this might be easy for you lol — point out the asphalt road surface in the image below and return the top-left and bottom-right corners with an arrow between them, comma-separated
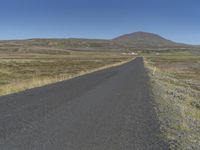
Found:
0,57 -> 168,150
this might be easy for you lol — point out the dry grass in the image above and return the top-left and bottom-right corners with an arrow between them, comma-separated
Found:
144,51 -> 200,149
0,51 -> 133,96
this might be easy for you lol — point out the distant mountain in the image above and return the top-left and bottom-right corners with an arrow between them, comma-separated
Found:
113,32 -> 189,49
0,32 -> 194,52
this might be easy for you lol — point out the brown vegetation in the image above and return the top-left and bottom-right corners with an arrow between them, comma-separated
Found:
144,51 -> 200,149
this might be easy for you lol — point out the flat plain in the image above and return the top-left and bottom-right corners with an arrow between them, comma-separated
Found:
0,47 -> 132,95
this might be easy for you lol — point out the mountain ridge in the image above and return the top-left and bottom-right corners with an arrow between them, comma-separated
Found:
0,31 -> 196,51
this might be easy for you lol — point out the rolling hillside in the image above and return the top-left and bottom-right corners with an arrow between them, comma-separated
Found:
113,32 -> 188,49
0,32 -> 195,52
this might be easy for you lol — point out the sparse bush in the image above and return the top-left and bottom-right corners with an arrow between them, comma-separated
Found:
191,101 -> 200,110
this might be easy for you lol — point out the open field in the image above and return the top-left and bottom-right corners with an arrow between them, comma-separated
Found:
0,50 -> 133,96
143,50 -> 200,149
1,37 -> 199,149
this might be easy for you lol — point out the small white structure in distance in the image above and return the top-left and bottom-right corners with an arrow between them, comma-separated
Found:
122,52 -> 137,55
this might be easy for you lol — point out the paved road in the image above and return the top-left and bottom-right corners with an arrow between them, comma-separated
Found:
0,57 -> 168,150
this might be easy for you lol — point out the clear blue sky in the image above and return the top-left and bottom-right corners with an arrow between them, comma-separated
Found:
0,0 -> 199,44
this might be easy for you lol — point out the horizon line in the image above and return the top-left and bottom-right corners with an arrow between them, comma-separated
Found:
0,32 -> 199,45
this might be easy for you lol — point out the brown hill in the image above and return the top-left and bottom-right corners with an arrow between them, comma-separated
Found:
0,32 -> 193,52
113,32 -> 188,49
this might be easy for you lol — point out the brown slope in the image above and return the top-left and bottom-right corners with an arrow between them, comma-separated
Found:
113,31 -> 187,48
